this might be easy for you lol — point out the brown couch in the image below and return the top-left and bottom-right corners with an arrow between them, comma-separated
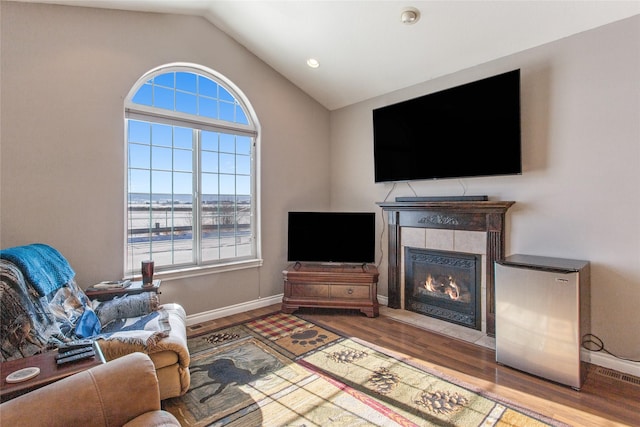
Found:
0,352 -> 180,426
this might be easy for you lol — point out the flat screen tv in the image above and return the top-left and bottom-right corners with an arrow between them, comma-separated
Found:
287,212 -> 375,264
373,69 -> 521,183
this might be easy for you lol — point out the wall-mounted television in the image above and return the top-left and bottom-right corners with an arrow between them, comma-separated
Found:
373,69 -> 521,183
287,212 -> 375,264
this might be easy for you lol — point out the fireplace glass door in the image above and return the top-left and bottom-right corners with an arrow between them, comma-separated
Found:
405,248 -> 482,330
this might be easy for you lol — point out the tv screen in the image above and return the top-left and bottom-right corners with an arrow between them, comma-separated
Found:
287,212 -> 375,264
373,69 -> 521,183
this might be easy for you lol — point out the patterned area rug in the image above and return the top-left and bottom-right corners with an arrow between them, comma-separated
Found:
164,312 -> 567,426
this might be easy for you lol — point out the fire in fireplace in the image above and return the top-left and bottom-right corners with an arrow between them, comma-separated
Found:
404,248 -> 482,330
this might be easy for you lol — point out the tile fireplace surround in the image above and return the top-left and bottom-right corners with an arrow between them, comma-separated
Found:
378,200 -> 515,346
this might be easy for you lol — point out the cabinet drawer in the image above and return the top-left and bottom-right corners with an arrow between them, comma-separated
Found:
290,283 -> 329,298
330,285 -> 370,299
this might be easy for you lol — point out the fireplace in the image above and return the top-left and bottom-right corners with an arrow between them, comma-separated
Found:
405,247 -> 482,330
378,199 -> 515,336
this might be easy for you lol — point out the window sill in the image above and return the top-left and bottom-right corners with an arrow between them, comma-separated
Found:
149,259 -> 264,282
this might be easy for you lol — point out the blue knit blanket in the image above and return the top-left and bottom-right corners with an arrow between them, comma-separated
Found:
0,243 -> 75,296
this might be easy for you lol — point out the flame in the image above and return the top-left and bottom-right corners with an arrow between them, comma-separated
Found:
424,274 -> 461,301
424,274 -> 436,292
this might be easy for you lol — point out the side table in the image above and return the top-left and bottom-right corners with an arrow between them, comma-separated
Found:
85,279 -> 161,301
0,340 -> 105,402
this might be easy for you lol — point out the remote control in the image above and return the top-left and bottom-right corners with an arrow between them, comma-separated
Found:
58,339 -> 94,353
55,346 -> 94,359
56,350 -> 95,365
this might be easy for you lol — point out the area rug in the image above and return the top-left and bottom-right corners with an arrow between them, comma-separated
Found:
164,312 -> 567,426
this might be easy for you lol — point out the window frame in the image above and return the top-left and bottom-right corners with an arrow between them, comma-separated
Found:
124,63 -> 262,278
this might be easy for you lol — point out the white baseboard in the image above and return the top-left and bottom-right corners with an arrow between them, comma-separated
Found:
188,294 -> 638,378
378,294 -> 638,377
582,348 -> 640,377
187,294 -> 388,326
186,294 -> 283,326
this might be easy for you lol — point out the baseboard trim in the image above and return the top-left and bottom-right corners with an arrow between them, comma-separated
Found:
582,349 -> 640,377
377,294 -> 638,377
187,294 -> 388,327
187,294 -> 638,378
186,294 -> 283,326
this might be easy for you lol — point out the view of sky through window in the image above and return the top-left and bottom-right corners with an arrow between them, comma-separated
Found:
132,72 -> 248,124
125,68 -> 256,272
128,71 -> 251,198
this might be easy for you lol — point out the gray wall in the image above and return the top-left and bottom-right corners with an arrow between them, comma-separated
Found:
0,2 -> 331,314
329,16 -> 640,357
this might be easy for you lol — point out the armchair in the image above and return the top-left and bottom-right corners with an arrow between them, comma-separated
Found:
0,352 -> 181,426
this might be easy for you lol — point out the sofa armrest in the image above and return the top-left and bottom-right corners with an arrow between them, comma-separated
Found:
0,352 -> 177,427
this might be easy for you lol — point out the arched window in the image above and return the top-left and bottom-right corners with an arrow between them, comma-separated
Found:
124,63 -> 260,276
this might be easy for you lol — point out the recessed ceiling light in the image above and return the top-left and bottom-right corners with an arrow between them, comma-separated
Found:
306,58 -> 320,68
401,7 -> 420,25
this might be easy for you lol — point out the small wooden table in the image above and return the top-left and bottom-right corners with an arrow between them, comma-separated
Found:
0,341 -> 105,402
84,279 -> 161,301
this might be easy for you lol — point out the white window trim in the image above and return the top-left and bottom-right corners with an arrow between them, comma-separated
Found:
152,258 -> 264,282
124,62 -> 262,278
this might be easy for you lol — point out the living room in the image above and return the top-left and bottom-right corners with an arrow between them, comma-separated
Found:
1,1 -> 638,421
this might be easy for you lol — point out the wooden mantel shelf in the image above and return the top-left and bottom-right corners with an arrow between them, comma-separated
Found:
377,200 -> 515,212
377,199 -> 515,336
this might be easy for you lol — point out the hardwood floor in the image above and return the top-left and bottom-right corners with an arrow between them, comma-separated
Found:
188,304 -> 640,426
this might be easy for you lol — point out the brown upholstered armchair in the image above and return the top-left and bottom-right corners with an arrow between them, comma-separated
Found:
0,352 -> 180,426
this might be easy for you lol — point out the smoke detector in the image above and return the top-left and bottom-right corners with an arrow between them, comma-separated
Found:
401,7 -> 420,25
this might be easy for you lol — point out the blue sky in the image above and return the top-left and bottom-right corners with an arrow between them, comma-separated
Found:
127,71 -> 251,197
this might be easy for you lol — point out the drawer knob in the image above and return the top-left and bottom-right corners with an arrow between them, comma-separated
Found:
347,288 -> 354,294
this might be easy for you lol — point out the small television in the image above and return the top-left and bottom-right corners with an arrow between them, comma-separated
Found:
287,212 -> 375,264
373,69 -> 521,183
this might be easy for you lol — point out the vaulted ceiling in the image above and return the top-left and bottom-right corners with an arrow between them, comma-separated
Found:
16,1 -> 640,110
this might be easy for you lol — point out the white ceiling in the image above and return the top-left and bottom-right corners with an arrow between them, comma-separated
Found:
17,1 -> 640,110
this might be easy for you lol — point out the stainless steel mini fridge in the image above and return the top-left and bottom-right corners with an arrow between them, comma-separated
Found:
495,255 -> 590,389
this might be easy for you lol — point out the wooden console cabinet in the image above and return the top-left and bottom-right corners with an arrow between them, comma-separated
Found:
282,263 -> 379,317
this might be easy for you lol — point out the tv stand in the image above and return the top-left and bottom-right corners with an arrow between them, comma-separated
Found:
282,263 -> 379,317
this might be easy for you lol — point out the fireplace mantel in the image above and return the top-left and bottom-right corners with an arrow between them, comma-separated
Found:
377,200 -> 515,336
